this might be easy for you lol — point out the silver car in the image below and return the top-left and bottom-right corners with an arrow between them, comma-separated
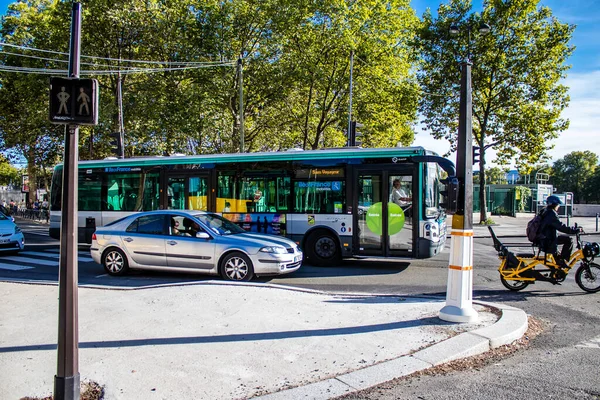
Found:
0,212 -> 24,254
90,210 -> 303,281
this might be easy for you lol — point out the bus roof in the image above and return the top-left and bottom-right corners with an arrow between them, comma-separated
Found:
57,147 -> 438,169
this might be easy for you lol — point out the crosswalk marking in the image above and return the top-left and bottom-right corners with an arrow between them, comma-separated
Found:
576,336 -> 600,349
20,251 -> 95,263
0,263 -> 34,271
0,251 -> 96,272
21,251 -> 60,258
1,255 -> 58,266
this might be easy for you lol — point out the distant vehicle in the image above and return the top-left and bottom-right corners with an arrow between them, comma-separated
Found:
0,212 -> 24,254
90,210 -> 303,281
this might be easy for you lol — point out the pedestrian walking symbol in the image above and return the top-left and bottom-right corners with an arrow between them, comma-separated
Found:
49,77 -> 99,125
77,87 -> 90,115
57,87 -> 70,114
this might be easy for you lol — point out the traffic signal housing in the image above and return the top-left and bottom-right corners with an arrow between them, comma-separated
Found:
440,176 -> 459,214
110,132 -> 124,158
472,146 -> 480,164
349,121 -> 364,147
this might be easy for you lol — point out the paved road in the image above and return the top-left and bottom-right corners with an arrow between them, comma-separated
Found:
5,216 -> 600,399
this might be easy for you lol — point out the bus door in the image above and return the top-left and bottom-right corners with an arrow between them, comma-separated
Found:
354,167 -> 415,257
162,173 -> 211,211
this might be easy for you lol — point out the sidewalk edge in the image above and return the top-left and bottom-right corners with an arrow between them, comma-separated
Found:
254,301 -> 528,400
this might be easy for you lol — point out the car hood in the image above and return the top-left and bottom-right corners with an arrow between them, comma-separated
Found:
0,220 -> 16,234
233,232 -> 299,249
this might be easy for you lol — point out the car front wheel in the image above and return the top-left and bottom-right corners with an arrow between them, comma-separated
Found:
220,252 -> 254,281
102,248 -> 129,276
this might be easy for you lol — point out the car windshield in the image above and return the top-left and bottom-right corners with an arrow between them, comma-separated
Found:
193,213 -> 246,235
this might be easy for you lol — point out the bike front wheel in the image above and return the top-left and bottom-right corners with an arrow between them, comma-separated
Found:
575,262 -> 600,293
500,276 -> 529,291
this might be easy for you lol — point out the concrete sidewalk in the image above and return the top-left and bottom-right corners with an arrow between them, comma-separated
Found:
0,281 -> 527,400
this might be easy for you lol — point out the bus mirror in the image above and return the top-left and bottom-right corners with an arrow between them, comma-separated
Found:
440,176 -> 459,214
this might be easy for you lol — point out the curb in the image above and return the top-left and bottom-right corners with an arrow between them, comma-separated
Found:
255,301 -> 528,400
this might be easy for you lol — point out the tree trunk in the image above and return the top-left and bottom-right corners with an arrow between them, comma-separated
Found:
26,149 -> 37,204
478,154 -> 487,223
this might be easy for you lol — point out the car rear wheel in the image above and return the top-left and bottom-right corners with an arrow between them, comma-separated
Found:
102,248 -> 129,276
220,252 -> 254,281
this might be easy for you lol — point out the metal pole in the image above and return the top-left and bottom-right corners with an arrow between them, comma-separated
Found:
54,3 -> 81,399
596,213 -> 598,232
440,58 -> 478,323
117,71 -> 125,159
238,58 -> 244,153
347,50 -> 354,147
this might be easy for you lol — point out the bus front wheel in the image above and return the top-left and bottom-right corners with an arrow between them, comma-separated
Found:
306,232 -> 340,267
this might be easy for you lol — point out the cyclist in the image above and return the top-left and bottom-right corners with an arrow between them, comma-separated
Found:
538,195 -> 581,267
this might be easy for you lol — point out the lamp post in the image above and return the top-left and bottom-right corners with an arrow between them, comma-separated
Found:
439,21 -> 490,323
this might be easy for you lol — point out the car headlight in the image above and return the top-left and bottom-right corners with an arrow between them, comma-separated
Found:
14,226 -> 21,234
259,246 -> 287,254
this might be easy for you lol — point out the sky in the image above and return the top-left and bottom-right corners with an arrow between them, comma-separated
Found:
411,0 -> 600,167
1,1 -> 598,167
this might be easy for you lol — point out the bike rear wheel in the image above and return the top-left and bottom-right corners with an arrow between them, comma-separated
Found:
575,262 -> 600,293
500,276 -> 529,291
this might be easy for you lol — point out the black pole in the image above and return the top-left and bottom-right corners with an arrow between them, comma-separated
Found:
54,3 -> 81,400
455,60 -> 473,229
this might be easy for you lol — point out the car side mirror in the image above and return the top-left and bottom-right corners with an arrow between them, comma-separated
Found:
196,232 -> 210,239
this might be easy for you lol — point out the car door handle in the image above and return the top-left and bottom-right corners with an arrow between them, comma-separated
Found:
167,240 -> 178,246
124,237 -> 133,242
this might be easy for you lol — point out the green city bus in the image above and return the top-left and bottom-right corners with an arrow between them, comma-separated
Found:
50,147 -> 454,265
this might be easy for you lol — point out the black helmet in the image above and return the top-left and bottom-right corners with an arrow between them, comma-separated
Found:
583,242 -> 600,259
546,195 -> 563,205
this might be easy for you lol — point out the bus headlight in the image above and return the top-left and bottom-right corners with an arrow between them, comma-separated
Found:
426,207 -> 439,218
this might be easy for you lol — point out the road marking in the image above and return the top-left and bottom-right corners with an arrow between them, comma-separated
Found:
20,251 -> 94,263
21,251 -> 60,258
576,336 -> 600,349
0,263 -> 34,271
0,256 -> 58,266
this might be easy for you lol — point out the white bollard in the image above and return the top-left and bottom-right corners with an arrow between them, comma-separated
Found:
439,224 -> 478,323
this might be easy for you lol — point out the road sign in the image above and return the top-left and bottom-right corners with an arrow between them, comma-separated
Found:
49,77 -> 99,125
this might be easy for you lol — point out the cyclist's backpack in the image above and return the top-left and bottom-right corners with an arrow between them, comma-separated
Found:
526,211 -> 545,243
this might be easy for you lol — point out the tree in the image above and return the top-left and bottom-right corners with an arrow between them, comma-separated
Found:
475,166 -> 507,184
277,0 -> 419,150
0,0 -> 69,198
584,166 -> 600,204
551,151 -> 598,203
0,156 -> 20,186
417,0 -> 574,221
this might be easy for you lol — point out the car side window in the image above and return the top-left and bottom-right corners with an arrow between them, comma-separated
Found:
128,215 -> 165,235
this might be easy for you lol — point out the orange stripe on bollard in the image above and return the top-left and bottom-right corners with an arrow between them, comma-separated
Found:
449,265 -> 473,271
451,231 -> 474,237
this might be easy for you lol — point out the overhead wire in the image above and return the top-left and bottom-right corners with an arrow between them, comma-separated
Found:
0,41 -> 234,67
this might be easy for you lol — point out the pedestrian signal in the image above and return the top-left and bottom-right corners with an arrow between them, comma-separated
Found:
49,77 -> 99,125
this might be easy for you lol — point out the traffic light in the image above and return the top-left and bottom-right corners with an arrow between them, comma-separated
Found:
472,146 -> 480,164
440,176 -> 459,214
110,132 -> 124,158
349,121 -> 364,147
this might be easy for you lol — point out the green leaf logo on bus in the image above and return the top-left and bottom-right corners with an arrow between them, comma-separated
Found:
365,202 -> 405,235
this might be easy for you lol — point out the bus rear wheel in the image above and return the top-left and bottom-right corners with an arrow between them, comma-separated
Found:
306,232 -> 340,267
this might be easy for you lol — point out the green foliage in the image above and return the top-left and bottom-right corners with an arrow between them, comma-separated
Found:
0,156 -> 20,186
551,151 -> 598,203
416,0 -> 574,220
0,0 -> 421,164
514,185 -> 532,212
